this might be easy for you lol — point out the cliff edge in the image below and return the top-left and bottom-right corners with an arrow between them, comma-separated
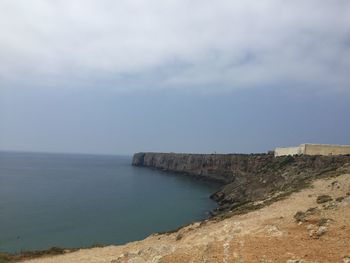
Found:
23,164 -> 350,263
10,153 -> 350,262
132,152 -> 350,216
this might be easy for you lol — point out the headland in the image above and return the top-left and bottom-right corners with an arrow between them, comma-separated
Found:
5,148 -> 350,262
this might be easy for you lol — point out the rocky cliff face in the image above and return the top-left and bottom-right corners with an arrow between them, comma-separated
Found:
132,152 -> 274,183
132,152 -> 350,215
24,172 -> 350,263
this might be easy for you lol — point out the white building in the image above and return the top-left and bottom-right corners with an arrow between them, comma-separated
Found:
274,143 -> 350,157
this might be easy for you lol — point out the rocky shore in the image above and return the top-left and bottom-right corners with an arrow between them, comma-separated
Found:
22,160 -> 350,262
132,152 -> 350,216
4,152 -> 350,262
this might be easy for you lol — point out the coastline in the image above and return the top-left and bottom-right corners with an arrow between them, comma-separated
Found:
2,153 -> 350,262
132,152 -> 350,216
15,163 -> 350,262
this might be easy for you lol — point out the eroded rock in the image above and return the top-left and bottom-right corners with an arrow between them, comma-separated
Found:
316,195 -> 333,204
133,153 -> 350,215
287,259 -> 304,263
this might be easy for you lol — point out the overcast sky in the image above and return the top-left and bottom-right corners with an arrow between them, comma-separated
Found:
0,0 -> 349,155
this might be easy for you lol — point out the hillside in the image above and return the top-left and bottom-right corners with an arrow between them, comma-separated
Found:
18,162 -> 350,263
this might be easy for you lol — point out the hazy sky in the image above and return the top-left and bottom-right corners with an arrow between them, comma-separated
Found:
1,0 -> 349,155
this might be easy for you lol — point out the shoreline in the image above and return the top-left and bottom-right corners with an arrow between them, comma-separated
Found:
132,152 -> 350,216
2,153 -> 350,262
12,166 -> 350,262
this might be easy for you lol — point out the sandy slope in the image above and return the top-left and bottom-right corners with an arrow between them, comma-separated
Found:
24,172 -> 350,263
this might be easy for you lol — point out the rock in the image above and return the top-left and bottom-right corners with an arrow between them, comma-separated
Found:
112,251 -> 145,263
294,208 -> 319,222
336,196 -> 345,202
192,222 -> 201,228
266,225 -> 282,236
316,195 -> 333,204
324,201 -> 338,210
318,218 -> 329,226
294,211 -> 307,222
128,257 -> 146,263
287,260 -> 304,263
306,224 -> 314,230
308,225 -> 327,239
308,229 -> 316,237
316,226 -> 327,237
132,152 -> 350,215
211,191 -> 225,201
175,233 -> 183,241
306,207 -> 319,214
331,180 -> 340,189
343,256 -> 350,263
151,255 -> 162,263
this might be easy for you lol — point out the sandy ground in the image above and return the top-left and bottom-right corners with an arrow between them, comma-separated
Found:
23,172 -> 350,263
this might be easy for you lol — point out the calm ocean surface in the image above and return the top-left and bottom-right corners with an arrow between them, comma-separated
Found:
0,151 -> 219,253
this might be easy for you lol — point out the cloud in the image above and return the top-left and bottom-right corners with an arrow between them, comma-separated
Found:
0,0 -> 349,92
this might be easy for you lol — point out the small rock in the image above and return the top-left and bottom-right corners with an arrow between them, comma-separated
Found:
343,256 -> 350,263
308,229 -> 315,237
336,196 -> 345,202
287,260 -> 304,263
294,211 -> 306,222
192,222 -> 201,228
316,195 -> 333,204
175,233 -> 183,241
316,226 -> 327,237
128,257 -> 146,263
151,255 -> 162,263
331,181 -> 339,189
266,225 -> 282,236
324,201 -> 338,210
318,218 -> 329,226
309,225 -> 327,239
294,207 -> 321,223
306,207 -> 319,214
306,224 -> 314,230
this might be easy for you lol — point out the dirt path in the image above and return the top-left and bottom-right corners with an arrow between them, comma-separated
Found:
23,173 -> 350,263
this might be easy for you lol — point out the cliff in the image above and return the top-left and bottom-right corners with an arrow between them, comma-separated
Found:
133,152 -> 350,215
23,167 -> 350,263
132,152 -> 272,183
8,153 -> 350,262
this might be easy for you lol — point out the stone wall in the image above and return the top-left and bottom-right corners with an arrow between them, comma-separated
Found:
274,146 -> 303,157
304,144 -> 350,156
274,144 -> 350,157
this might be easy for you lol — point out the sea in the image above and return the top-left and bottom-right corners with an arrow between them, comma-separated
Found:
0,151 -> 219,253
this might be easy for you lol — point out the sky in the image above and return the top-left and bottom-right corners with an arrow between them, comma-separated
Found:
0,0 -> 349,155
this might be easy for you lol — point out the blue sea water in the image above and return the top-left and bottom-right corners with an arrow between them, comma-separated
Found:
0,151 -> 219,253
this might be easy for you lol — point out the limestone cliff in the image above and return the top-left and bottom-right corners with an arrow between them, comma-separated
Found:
23,166 -> 350,263
133,152 -> 350,215
132,152 -> 273,183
